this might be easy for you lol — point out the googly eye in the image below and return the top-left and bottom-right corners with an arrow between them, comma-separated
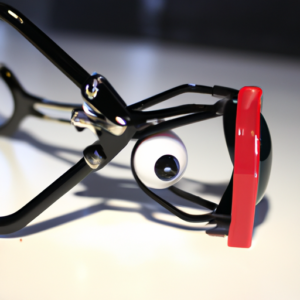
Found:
133,131 -> 188,189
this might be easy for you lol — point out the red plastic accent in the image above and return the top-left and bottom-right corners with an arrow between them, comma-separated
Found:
228,86 -> 262,248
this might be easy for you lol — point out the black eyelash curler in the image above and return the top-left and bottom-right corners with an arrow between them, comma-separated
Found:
0,3 -> 272,248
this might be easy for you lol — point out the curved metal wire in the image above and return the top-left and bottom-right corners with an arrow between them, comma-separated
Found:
130,138 -> 230,223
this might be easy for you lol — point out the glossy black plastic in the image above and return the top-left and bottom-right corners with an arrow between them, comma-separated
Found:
154,155 -> 179,181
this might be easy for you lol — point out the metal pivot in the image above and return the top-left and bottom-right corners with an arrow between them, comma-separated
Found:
83,144 -> 107,170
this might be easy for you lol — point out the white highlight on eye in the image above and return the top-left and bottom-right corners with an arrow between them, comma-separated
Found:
133,131 -> 188,189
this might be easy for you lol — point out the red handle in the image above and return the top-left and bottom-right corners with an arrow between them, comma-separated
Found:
228,86 -> 262,248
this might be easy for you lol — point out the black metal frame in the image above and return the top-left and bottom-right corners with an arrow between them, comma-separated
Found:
0,3 -> 271,237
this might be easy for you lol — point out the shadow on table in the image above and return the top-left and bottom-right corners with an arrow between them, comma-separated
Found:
0,130 -> 270,238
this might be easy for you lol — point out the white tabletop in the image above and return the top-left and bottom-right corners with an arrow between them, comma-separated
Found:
0,24 -> 299,300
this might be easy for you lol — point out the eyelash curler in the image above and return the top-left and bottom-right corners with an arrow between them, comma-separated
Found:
0,3 -> 272,248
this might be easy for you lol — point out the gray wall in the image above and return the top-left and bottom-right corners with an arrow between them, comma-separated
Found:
3,0 -> 300,57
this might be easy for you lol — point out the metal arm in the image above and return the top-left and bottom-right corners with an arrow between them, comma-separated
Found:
0,3 -> 89,88
0,158 -> 94,235
129,84 -> 213,111
0,65 -> 81,136
133,109 -> 219,139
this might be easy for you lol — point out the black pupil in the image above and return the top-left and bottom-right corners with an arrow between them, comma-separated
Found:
154,155 -> 180,181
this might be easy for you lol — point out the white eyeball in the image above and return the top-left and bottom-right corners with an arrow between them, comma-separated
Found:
133,131 -> 188,189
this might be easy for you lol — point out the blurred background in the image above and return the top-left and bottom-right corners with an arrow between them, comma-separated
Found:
4,0 -> 300,57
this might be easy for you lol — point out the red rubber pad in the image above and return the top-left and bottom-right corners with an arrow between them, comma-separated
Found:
228,86 -> 262,248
